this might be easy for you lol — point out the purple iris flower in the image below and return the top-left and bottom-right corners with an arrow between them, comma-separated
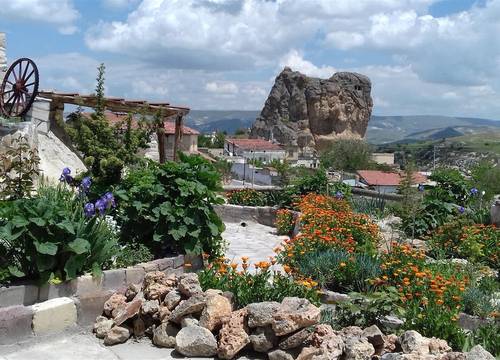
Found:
418,184 -> 425,192
470,187 -> 479,195
59,167 -> 73,184
81,177 -> 92,191
84,202 -> 95,217
103,192 -> 116,208
95,198 -> 107,215
458,206 -> 465,214
335,191 -> 344,199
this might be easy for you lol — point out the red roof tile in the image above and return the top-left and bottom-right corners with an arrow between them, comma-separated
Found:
227,138 -> 283,151
357,170 -> 427,186
81,111 -> 199,135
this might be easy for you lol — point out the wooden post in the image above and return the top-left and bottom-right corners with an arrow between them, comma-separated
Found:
173,114 -> 183,162
157,118 -> 166,164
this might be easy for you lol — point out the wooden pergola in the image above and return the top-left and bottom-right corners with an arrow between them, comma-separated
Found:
37,91 -> 190,162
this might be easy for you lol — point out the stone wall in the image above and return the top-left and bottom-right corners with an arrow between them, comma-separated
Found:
0,32 -> 6,79
214,204 -> 277,227
0,255 -> 185,345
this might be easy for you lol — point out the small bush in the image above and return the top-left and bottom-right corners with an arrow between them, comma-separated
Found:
114,243 -> 153,269
275,209 -> 295,236
462,323 -> 500,356
227,188 -> 266,206
115,153 -> 225,259
0,183 -> 118,282
198,257 -> 320,308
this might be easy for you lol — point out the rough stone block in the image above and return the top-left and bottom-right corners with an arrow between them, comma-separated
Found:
103,269 -> 126,290
136,262 -> 159,272
70,274 -> 103,296
0,305 -> 33,345
164,267 -> 184,277
32,297 -> 77,335
38,282 -> 73,302
0,285 -> 39,307
152,257 -> 174,271
125,267 -> 145,286
73,290 -> 113,327
173,255 -> 185,268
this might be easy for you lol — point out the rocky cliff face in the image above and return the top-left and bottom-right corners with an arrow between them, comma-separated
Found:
250,67 -> 373,151
1,32 -> 7,82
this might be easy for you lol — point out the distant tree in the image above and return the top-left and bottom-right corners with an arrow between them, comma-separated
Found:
198,132 -> 226,149
470,160 -> 500,202
320,139 -> 374,171
214,159 -> 232,184
213,132 -> 225,148
198,135 -> 213,148
269,159 -> 291,186
234,128 -> 247,136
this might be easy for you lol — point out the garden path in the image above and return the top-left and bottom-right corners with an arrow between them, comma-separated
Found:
0,331 -> 263,360
222,221 -> 288,269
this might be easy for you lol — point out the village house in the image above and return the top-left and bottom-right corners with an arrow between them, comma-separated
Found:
224,138 -> 286,164
357,169 -> 428,193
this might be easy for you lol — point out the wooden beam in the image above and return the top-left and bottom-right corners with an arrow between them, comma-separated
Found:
157,124 -> 166,164
173,114 -> 183,162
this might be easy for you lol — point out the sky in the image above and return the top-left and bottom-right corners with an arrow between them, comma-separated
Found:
0,0 -> 499,118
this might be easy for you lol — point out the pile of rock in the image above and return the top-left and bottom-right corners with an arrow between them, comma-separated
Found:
93,272 -> 494,359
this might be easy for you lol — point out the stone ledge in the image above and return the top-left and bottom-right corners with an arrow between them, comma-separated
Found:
214,204 -> 277,227
32,297 -> 77,335
0,305 -> 33,345
0,284 -> 38,307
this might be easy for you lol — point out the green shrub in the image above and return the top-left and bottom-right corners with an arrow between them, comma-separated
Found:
114,243 -> 153,269
275,209 -> 295,236
227,188 -> 266,206
462,323 -> 500,356
115,153 -> 225,259
296,249 -> 381,293
351,196 -> 387,218
0,183 -> 118,282
198,258 -> 320,308
291,168 -> 328,196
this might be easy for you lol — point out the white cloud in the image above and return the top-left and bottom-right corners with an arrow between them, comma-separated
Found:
325,31 -> 365,50
205,81 -> 239,94
102,0 -> 139,9
279,50 -> 336,78
0,0 -> 79,34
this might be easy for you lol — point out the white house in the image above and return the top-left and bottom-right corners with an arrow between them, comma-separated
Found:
224,138 -> 286,164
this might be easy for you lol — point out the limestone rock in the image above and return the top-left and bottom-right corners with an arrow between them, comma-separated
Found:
168,293 -> 206,323
157,305 -> 171,322
178,272 -> 203,297
336,326 -> 364,340
466,345 -> 495,360
247,301 -> 280,328
94,316 -> 113,339
280,327 -> 312,350
175,325 -> 217,357
199,293 -> 232,331
103,326 -> 131,346
362,325 -> 385,347
379,315 -> 405,331
273,297 -> 321,336
269,349 -> 297,360
400,331 -> 429,355
141,299 -> 159,316
309,324 -> 344,359
113,294 -> 143,326
218,308 -> 251,359
440,353 -> 466,360
249,326 -> 277,353
343,337 -> 375,360
125,283 -> 140,302
180,314 -> 199,328
163,289 -> 182,310
250,67 -> 373,152
153,322 -> 179,348
428,338 -> 451,355
143,271 -> 173,300
103,293 -> 127,317
144,282 -> 170,301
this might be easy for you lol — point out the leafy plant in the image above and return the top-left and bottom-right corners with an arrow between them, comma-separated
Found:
114,243 -> 153,269
320,139 -> 374,171
227,188 -> 266,206
198,257 -> 320,308
115,153 -> 225,259
297,249 -> 381,293
275,209 -> 295,236
462,323 -> 500,356
0,183 -> 118,282
214,159 -> 232,184
320,288 -> 404,330
65,64 -> 151,186
0,135 -> 40,200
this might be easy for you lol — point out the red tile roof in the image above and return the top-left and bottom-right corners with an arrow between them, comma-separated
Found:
81,111 -> 199,135
358,170 -> 427,186
226,138 -> 283,151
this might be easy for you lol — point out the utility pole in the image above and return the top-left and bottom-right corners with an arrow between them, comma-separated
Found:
433,145 -> 436,171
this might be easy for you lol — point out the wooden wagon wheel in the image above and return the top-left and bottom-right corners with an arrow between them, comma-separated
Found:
0,58 -> 39,118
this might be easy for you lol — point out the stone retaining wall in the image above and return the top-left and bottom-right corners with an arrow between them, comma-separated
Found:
0,255 -> 184,345
214,204 -> 277,227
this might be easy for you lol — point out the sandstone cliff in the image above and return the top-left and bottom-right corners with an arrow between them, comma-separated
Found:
250,67 -> 373,152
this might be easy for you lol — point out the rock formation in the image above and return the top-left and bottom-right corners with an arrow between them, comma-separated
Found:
251,67 -> 373,152
0,32 -> 6,77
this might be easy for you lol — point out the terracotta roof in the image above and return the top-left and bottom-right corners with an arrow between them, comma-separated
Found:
226,138 -> 283,151
357,170 -> 427,186
80,111 -> 199,135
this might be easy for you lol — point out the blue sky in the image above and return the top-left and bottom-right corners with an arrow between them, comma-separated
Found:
0,0 -> 499,119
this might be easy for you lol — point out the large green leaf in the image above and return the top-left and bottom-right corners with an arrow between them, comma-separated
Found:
34,241 -> 58,255
64,255 -> 86,279
11,216 -> 29,227
8,266 -> 25,277
56,219 -> 75,234
68,238 -> 91,255
29,217 -> 46,227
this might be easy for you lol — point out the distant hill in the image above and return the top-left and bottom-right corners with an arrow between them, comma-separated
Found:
185,111 -> 500,144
